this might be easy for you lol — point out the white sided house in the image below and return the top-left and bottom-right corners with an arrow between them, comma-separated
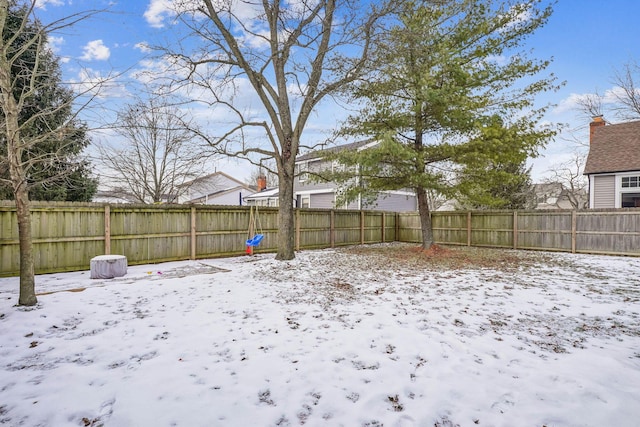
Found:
179,171 -> 256,206
294,141 -> 418,212
584,117 -> 640,209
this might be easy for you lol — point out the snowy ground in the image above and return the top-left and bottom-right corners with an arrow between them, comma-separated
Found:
1,243 -> 639,427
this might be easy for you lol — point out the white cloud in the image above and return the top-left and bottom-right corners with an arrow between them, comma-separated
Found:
144,0 -> 175,28
72,68 -> 129,100
47,35 -> 64,53
554,87 -> 624,115
134,42 -> 152,53
80,39 -> 111,61
34,0 -> 65,9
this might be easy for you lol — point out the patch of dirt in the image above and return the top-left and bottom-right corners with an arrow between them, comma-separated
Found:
343,242 -> 556,271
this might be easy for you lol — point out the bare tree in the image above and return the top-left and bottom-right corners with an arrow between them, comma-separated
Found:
545,151 -> 588,210
0,0 -> 106,306
611,60 -> 640,121
155,0 -> 394,260
577,60 -> 640,122
97,96 -> 206,203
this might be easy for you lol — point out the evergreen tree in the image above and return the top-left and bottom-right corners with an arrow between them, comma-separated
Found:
326,0 -> 559,248
0,0 -> 97,202
457,160 -> 535,210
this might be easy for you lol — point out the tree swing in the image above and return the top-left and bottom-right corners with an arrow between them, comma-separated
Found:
245,205 -> 264,254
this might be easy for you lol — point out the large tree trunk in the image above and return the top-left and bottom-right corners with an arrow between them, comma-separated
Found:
275,161 -> 296,260
6,119 -> 37,306
14,184 -> 37,306
416,186 -> 434,250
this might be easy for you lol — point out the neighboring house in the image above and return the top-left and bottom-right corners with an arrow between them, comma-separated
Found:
92,189 -> 137,204
532,182 -> 587,210
243,187 -> 280,207
584,117 -> 640,209
293,140 -> 418,212
178,171 -> 256,206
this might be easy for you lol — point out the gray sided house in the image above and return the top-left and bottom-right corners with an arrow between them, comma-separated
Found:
584,117 -> 640,209
294,141 -> 418,212
178,171 -> 256,206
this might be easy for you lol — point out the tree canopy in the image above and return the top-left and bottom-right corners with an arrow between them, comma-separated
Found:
0,0 -> 97,202
324,0 -> 559,247
157,0 -> 396,260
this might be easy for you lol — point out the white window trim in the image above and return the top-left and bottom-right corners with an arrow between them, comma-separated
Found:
615,172 -> 640,207
297,161 -> 309,182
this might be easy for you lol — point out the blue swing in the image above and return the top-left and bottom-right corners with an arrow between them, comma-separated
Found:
246,206 -> 264,249
246,233 -> 264,247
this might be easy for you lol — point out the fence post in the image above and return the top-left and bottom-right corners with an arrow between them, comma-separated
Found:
571,210 -> 577,253
466,211 -> 472,247
513,211 -> 518,250
190,206 -> 197,260
381,212 -> 386,243
295,209 -> 301,251
395,213 -> 400,242
330,210 -> 335,248
104,204 -> 111,255
360,210 -> 365,245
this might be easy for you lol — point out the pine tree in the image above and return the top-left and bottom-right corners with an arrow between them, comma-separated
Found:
327,0 -> 559,248
0,0 -> 97,202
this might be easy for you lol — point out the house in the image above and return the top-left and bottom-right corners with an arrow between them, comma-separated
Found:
532,182 -> 587,210
178,171 -> 257,205
293,140 -> 418,212
584,117 -> 640,208
92,189 -> 138,204
243,187 -> 280,207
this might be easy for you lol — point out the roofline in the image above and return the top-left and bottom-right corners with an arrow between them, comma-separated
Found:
179,171 -> 248,188
295,139 -> 376,163
584,169 -> 640,176
186,185 -> 256,203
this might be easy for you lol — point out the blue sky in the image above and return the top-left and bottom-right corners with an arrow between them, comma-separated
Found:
35,0 -> 640,183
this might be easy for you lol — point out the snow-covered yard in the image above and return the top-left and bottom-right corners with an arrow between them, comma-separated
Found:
1,243 -> 639,427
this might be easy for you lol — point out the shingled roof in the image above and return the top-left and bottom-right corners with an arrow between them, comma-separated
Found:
584,120 -> 640,175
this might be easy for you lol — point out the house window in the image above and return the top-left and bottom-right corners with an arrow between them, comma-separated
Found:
297,162 -> 308,182
300,195 -> 310,208
621,192 -> 640,208
622,176 -> 640,188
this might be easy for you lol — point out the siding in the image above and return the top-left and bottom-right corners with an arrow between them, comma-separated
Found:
311,192 -> 336,209
368,193 -> 417,212
205,190 -> 245,206
593,175 -> 615,208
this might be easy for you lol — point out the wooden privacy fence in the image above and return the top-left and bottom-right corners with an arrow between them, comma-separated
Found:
2,202 -> 640,276
0,202 -> 397,276
399,208 -> 640,257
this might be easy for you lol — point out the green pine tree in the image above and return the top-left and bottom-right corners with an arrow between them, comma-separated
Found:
326,0 -> 560,248
0,0 -> 97,202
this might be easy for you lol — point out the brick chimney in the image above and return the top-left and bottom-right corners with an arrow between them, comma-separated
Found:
589,115 -> 606,143
257,174 -> 267,192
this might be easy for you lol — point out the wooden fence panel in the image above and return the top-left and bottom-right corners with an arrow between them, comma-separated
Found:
110,206 -> 191,264
383,213 -> 397,243
432,212 -> 468,245
470,212 -> 513,248
516,211 -> 573,251
397,213 -> 422,243
196,208 -> 261,257
333,210 -> 362,246
363,212 -> 383,244
299,210 -> 332,249
576,210 -> 640,255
